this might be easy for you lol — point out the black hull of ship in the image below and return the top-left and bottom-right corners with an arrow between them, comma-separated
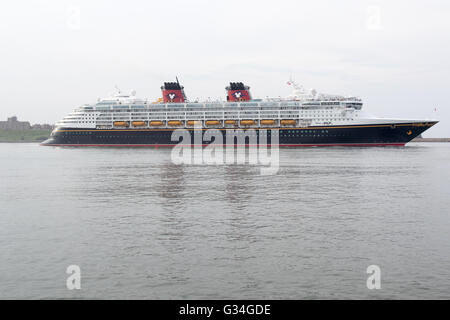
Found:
41,122 -> 437,147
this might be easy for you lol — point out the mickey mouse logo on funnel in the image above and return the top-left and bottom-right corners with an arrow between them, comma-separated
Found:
161,79 -> 187,103
226,82 -> 252,102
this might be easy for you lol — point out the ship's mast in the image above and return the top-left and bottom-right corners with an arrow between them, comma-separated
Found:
287,76 -> 312,100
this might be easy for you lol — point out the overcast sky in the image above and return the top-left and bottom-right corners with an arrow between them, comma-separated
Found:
1,0 -> 449,136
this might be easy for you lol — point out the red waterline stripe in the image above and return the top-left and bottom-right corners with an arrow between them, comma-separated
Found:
41,143 -> 406,147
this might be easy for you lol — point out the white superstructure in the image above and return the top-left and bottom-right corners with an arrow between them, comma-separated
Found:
54,81 -> 430,130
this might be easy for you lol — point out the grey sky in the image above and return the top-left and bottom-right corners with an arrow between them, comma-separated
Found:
1,0 -> 449,136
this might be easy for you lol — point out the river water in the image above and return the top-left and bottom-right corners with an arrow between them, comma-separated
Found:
0,142 -> 449,299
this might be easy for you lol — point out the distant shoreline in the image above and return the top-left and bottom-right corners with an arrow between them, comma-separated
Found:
0,141 -> 45,143
412,138 -> 450,142
0,128 -> 448,144
0,129 -> 52,143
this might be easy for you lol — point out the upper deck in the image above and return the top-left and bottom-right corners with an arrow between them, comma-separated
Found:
55,82 -> 364,129
81,99 -> 363,112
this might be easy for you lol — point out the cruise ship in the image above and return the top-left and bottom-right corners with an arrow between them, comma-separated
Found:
41,79 -> 438,147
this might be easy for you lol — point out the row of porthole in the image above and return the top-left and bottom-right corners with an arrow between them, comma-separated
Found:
63,133 -> 348,138
66,134 -> 350,140
62,129 -> 335,135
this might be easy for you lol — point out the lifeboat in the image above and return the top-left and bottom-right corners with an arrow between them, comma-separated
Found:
114,121 -> 129,127
150,121 -> 164,126
186,120 -> 201,126
224,120 -> 236,125
205,120 -> 221,126
132,121 -> 146,127
280,119 -> 296,126
260,119 -> 276,125
168,120 -> 182,126
240,119 -> 255,126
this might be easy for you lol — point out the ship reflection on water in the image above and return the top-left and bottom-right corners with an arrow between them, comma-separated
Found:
158,163 -> 186,203
74,149 -> 264,211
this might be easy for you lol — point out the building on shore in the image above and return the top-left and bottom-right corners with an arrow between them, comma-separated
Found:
0,116 -> 53,130
0,116 -> 31,130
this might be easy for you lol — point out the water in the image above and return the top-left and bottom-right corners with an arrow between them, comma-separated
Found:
0,143 -> 449,299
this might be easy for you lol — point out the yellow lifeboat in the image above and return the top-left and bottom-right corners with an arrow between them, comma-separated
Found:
280,119 -> 296,126
132,121 -> 146,127
168,120 -> 182,126
205,120 -> 221,126
114,121 -> 129,127
150,121 -> 164,126
186,120 -> 201,126
240,119 -> 255,126
225,120 -> 236,125
260,119 -> 276,125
